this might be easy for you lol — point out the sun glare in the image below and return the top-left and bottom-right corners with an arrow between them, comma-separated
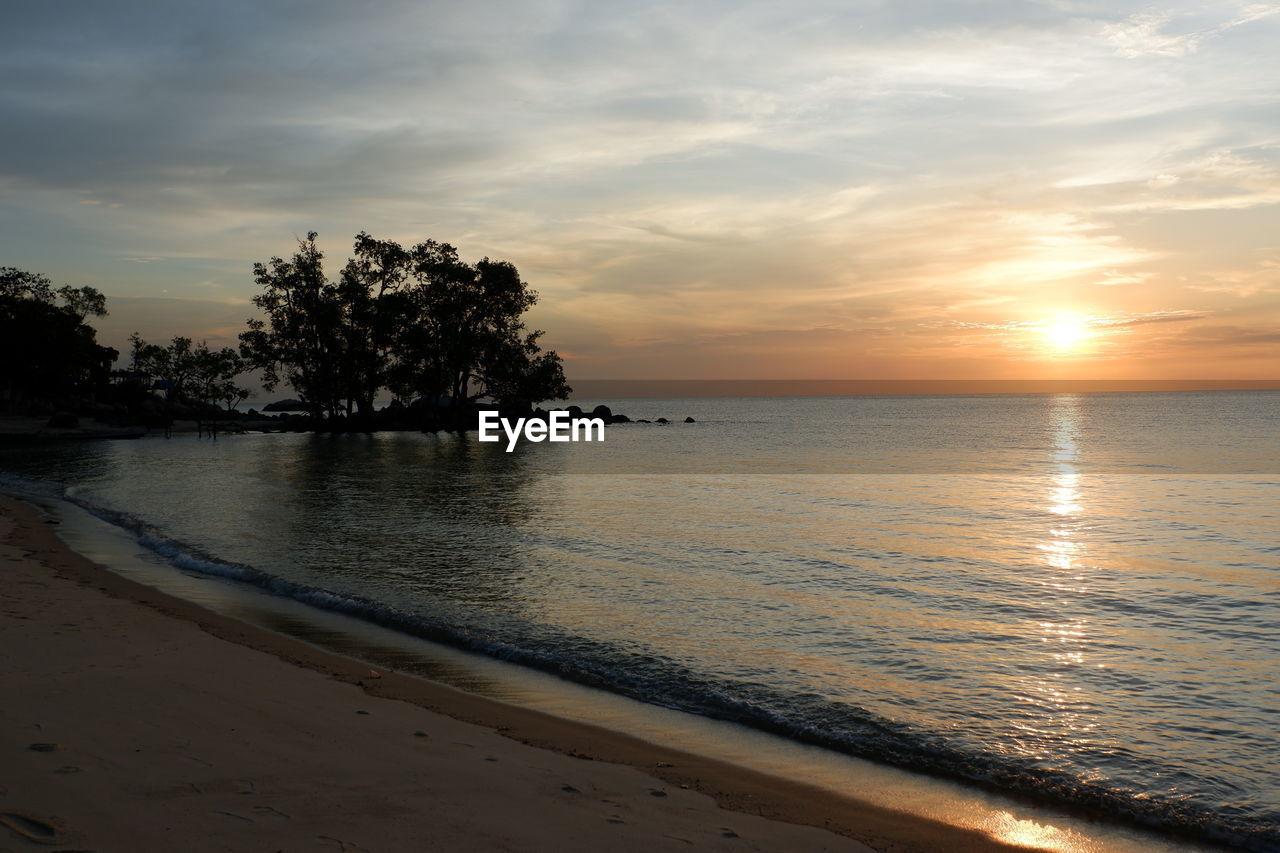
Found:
1044,315 -> 1090,352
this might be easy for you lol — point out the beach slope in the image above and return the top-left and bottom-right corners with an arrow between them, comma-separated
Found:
0,496 -> 1026,852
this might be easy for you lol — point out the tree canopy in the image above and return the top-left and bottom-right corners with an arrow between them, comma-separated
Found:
0,267 -> 115,411
239,232 -> 570,422
129,335 -> 250,412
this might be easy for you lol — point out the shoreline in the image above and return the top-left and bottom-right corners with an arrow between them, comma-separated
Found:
1,494 -> 1036,852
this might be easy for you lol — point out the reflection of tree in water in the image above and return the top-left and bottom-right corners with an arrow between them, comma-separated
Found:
0,440 -> 119,495
256,432 -> 547,607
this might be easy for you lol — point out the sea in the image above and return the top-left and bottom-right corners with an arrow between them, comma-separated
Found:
2,391 -> 1277,852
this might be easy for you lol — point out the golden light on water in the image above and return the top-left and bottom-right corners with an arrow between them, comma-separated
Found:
988,811 -> 1090,851
1008,394 -> 1101,793
1048,474 -> 1083,516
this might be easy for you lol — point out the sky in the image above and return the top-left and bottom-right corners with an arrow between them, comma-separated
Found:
2,0 -> 1278,380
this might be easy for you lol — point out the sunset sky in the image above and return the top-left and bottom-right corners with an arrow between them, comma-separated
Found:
2,1 -> 1278,380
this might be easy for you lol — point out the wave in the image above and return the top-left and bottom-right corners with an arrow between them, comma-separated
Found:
54,490 -> 1280,852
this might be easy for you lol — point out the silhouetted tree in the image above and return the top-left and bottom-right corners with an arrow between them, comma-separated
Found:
337,232 -> 414,416
239,233 -> 346,421
480,330 -> 572,408
130,334 -> 248,435
0,267 -> 115,411
192,346 -> 250,414
384,239 -> 466,406
395,253 -> 571,409
241,232 -> 570,426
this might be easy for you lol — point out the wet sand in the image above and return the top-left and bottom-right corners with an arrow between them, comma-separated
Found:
0,495 -> 1035,852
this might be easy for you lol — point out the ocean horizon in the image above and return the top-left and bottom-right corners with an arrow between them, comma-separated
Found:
564,380 -> 1280,398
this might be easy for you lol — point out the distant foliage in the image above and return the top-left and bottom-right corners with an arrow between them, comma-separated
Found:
0,267 -> 115,410
129,334 -> 250,415
239,232 -> 571,421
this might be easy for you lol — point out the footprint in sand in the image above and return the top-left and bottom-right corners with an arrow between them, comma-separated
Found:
317,834 -> 372,852
251,805 -> 292,821
0,811 -> 68,845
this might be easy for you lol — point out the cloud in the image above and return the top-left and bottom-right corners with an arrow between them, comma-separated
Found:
1156,324 -> 1280,348
1090,310 -> 1206,328
1,0 -> 1278,378
94,295 -> 254,355
1102,5 -> 1280,58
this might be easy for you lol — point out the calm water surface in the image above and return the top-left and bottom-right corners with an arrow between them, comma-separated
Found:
3,392 -> 1277,850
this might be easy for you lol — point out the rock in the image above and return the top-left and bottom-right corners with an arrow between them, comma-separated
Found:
263,398 -> 308,412
590,404 -> 612,420
637,419 -> 651,424
656,417 -> 669,424
609,414 -> 631,423
684,416 -> 695,423
567,405 -> 584,418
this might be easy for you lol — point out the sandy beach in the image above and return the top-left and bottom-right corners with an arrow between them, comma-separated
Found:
0,494 -> 1045,853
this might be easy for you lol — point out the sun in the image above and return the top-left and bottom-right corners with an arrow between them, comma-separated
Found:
1044,315 -> 1091,352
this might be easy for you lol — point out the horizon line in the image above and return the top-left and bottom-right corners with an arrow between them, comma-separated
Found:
565,379 -> 1280,398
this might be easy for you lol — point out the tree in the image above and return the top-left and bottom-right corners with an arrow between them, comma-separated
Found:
239,233 -> 345,421
241,232 -> 570,426
130,334 -> 248,435
400,255 -> 570,409
384,239 -> 466,405
57,285 -> 107,322
0,267 -> 115,411
336,232 -> 414,416
480,330 -> 572,408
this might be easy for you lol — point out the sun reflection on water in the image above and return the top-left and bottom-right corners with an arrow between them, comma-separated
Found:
1049,474 -> 1083,517
1041,395 -> 1089,594
988,810 -> 1091,851
1010,395 -> 1102,767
